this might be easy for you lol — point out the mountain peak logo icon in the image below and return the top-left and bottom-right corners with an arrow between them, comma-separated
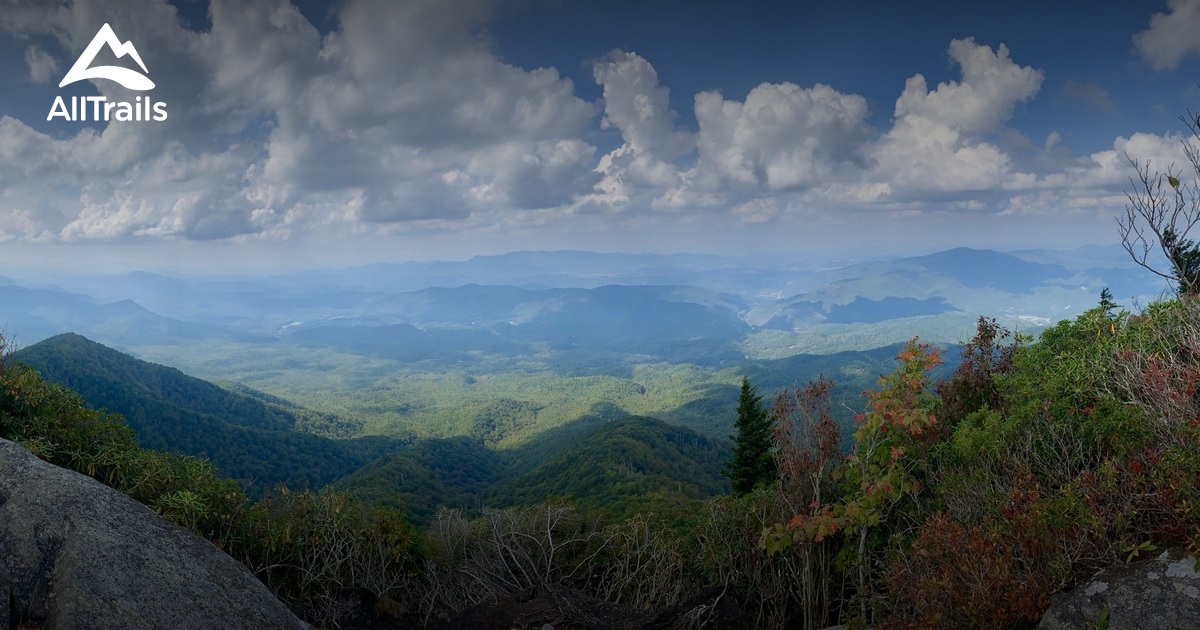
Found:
59,23 -> 155,91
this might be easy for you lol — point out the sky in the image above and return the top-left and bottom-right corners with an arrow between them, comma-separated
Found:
2,0 -> 1200,272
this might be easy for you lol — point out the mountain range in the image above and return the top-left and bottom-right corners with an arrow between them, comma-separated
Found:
4,246 -> 1166,353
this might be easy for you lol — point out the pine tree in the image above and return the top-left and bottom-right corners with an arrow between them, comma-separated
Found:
726,376 -> 776,494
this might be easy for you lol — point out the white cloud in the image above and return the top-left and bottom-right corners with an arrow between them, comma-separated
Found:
470,139 -> 600,209
59,142 -> 265,240
600,38 -> 1052,220
1044,132 -> 1062,150
694,82 -> 872,191
994,131 -> 1200,217
237,0 -> 603,226
214,0 -> 599,223
307,0 -> 594,146
588,50 -> 693,209
0,207 -> 45,242
0,0 -> 603,243
863,38 -> 1043,196
1071,131 -> 1197,189
592,50 -> 692,157
1134,0 -> 1200,70
894,39 -> 1043,134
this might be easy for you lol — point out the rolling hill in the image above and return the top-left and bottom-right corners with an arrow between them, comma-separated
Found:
333,436 -> 503,526
336,413 -> 731,527
485,415 -> 731,524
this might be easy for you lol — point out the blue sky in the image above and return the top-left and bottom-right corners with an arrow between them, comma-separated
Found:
1,0 -> 1200,272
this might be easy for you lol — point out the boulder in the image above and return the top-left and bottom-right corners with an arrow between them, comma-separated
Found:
0,438 -> 306,629
1037,549 -> 1200,629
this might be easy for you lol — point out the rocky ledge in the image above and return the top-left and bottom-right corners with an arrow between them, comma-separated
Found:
0,438 -> 305,630
1038,548 -> 1200,629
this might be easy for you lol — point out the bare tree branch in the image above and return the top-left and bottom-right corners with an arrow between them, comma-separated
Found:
1119,111 -> 1200,295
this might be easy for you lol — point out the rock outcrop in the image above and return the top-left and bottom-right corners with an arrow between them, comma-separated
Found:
1037,549 -> 1200,629
0,438 -> 306,629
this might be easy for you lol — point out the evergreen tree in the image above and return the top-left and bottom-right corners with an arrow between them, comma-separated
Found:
726,377 -> 776,494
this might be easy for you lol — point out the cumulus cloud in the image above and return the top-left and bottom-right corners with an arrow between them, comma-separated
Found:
1072,132 -> 1197,189
60,142 -> 265,240
0,207 -> 45,242
0,0 -> 601,242
470,139 -> 600,209
694,82 -> 872,191
593,50 -> 692,157
588,50 -> 693,208
895,39 -> 1043,134
1134,0 -> 1200,70
0,0 -> 270,239
996,131 -> 1200,217
864,38 -> 1043,196
213,0 -> 599,224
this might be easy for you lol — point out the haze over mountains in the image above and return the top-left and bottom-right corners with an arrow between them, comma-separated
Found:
3,244 -> 1162,349
1,245 -> 1164,432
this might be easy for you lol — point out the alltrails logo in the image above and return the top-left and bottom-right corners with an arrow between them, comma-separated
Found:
47,23 -> 168,122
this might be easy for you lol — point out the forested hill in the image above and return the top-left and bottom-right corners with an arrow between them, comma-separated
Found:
486,415 -> 731,523
12,333 -> 404,492
336,414 -> 730,527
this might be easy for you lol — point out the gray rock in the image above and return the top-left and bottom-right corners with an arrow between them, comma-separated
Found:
0,438 -> 306,630
1037,549 -> 1200,629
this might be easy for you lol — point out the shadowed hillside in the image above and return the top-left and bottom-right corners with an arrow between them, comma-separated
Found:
13,334 -> 405,492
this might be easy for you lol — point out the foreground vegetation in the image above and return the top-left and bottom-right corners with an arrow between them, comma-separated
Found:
6,284 -> 1200,627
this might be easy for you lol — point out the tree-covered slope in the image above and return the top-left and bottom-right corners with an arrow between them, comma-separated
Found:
333,412 -> 731,527
333,436 -> 503,527
12,333 -> 401,492
485,415 -> 731,523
